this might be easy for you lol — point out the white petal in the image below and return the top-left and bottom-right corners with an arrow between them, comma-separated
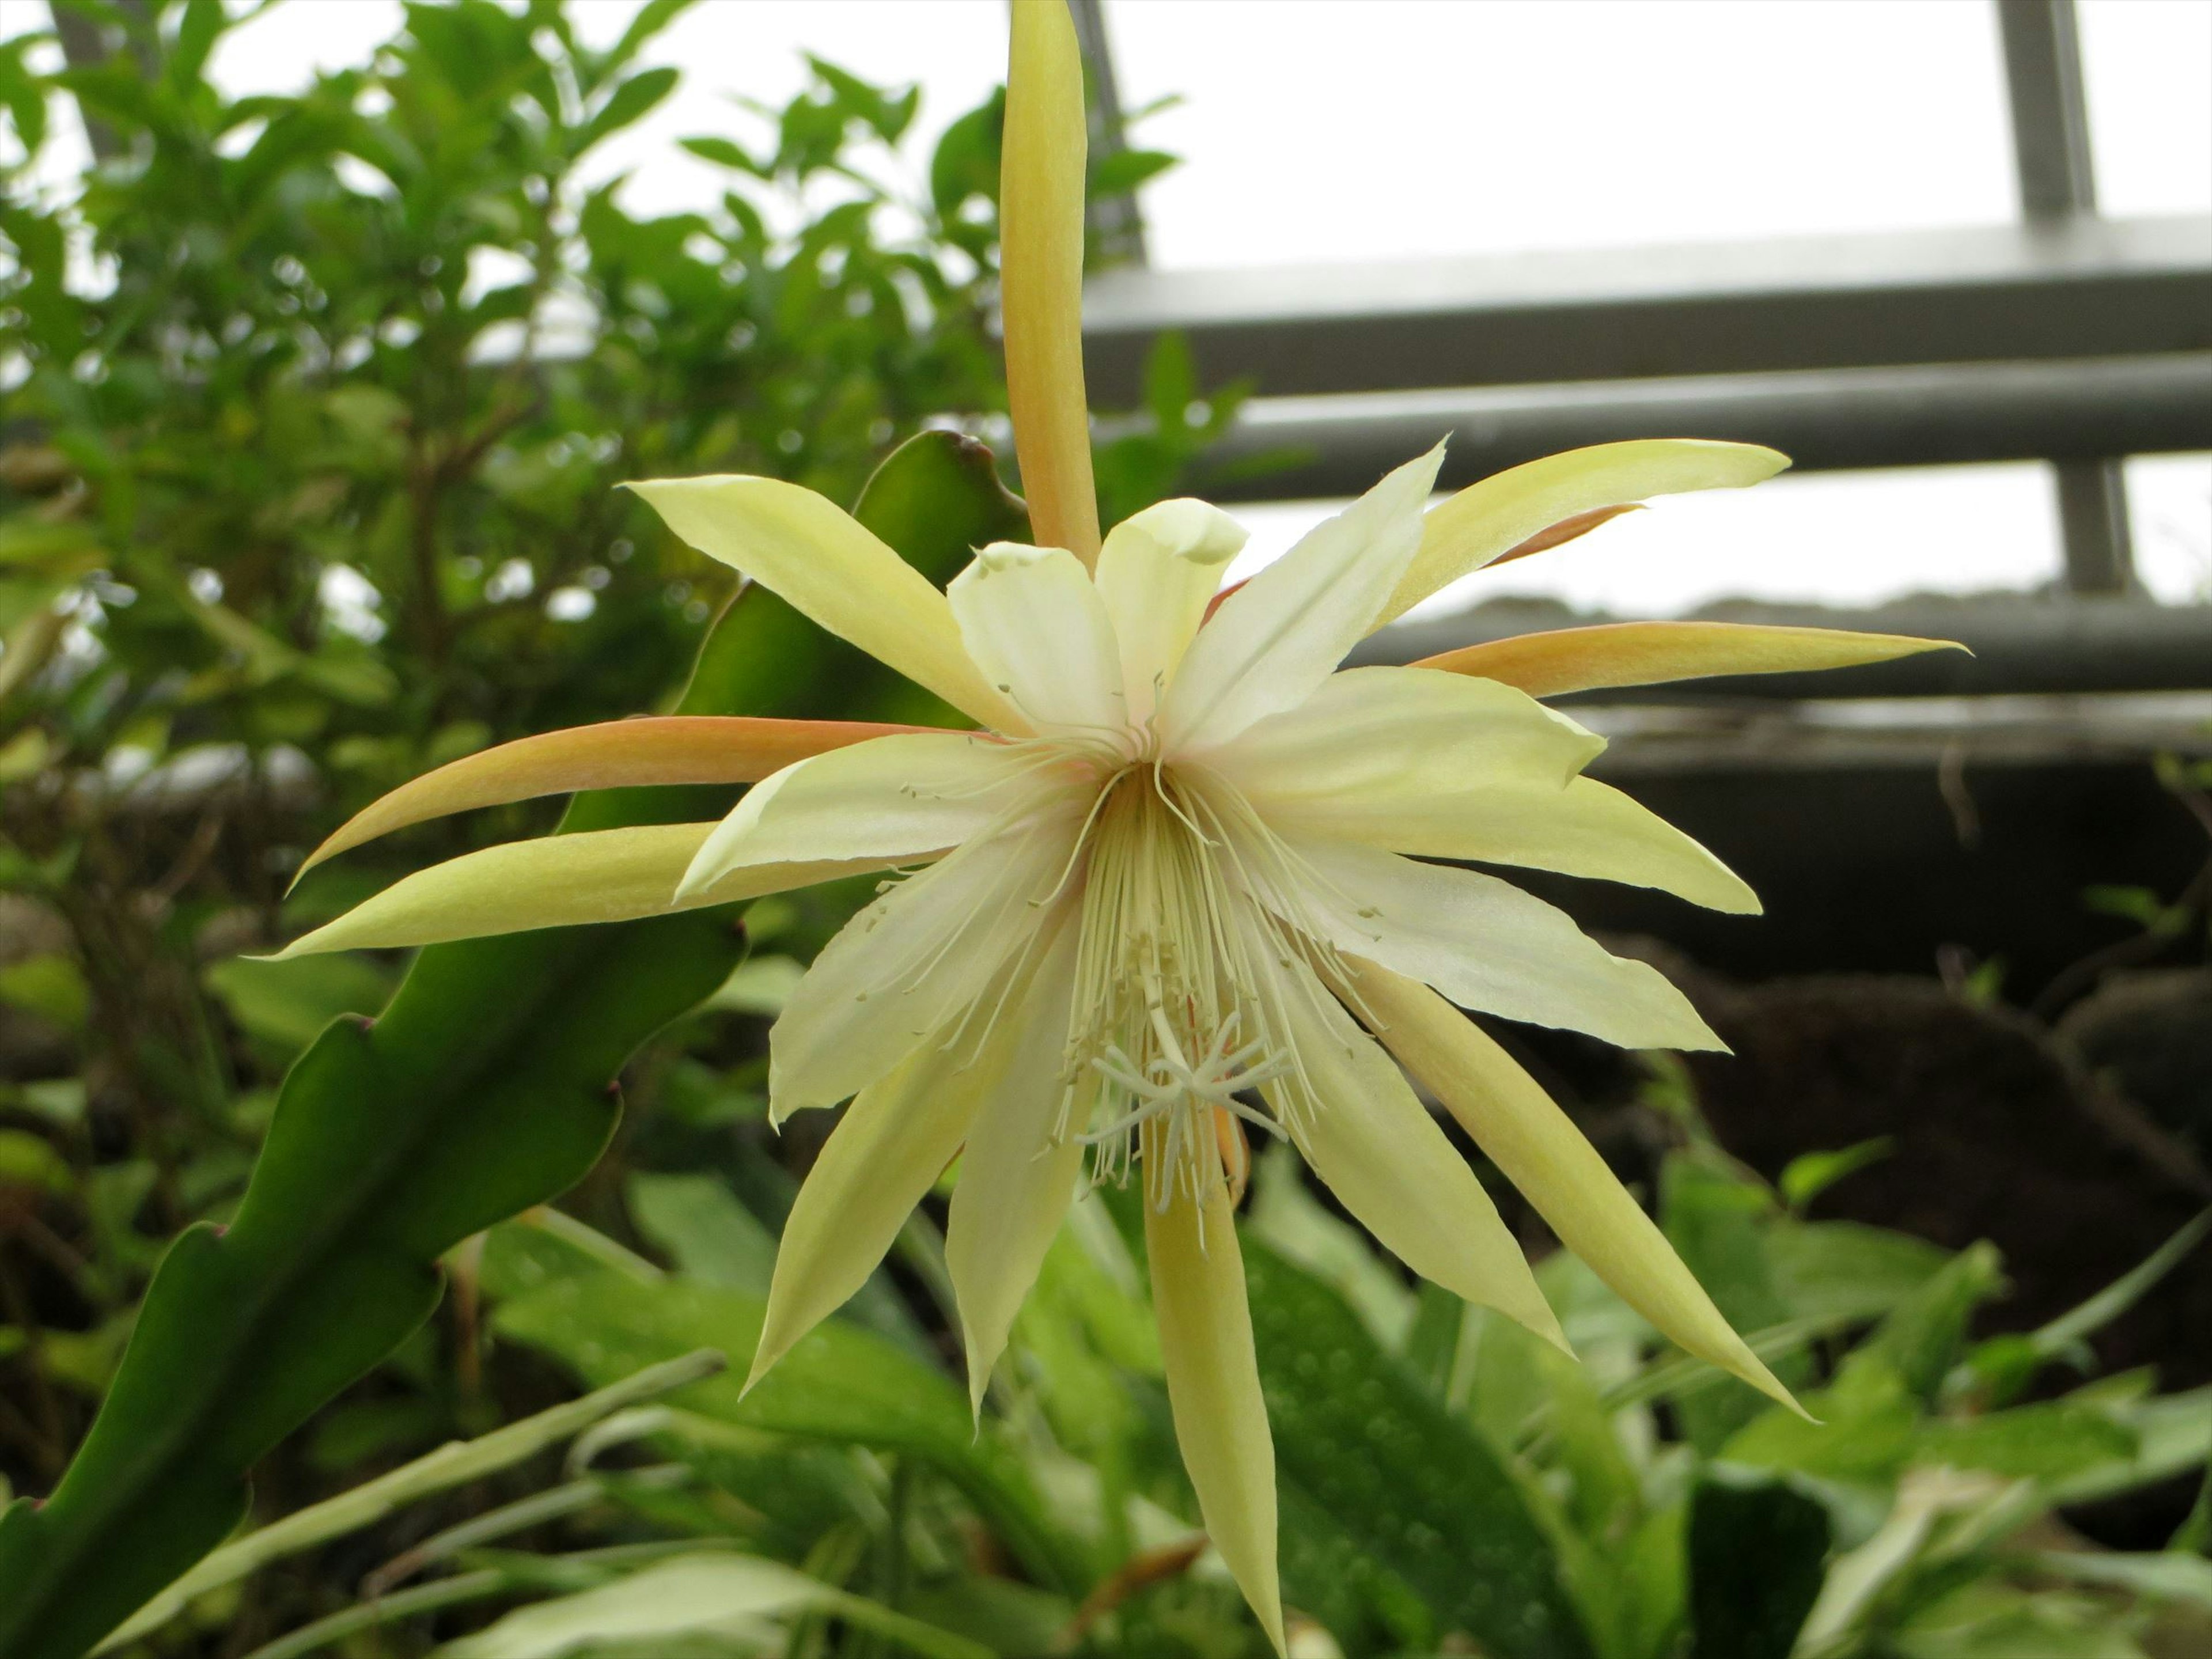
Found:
1093,498 -> 1247,724
948,543 -> 1126,736
1262,836 -> 1724,1051
1145,1181 -> 1286,1656
628,475 -> 1027,733
768,820 -> 1077,1118
1161,444 -> 1444,753
1346,960 -> 1800,1416
1237,912 -> 1569,1350
1376,439 -> 1790,630
944,912 -> 1085,1414
679,730 -> 1052,900
274,825 -> 893,956
748,1027 -> 994,1389
1205,665 -> 1604,808
1261,772 -> 1759,916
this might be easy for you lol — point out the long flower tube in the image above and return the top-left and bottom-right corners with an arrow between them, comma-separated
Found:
289,2 -> 1963,1644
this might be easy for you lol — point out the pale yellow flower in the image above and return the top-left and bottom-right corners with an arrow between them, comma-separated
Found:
286,4 -> 1959,1643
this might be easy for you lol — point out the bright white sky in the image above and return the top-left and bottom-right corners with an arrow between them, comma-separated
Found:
6,0 -> 2209,612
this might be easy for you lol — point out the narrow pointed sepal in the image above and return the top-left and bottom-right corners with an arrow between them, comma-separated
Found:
295,717 -> 929,883
944,916 -> 1085,1418
1272,963 -> 1571,1353
271,826 -> 884,956
747,1035 -> 995,1392
1145,1179 -> 1287,1654
1415,620 -> 1967,700
1346,958 -> 1808,1420
1379,439 -> 1789,630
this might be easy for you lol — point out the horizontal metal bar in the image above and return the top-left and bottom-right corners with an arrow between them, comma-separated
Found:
1573,690 -> 2212,774
1191,352 -> 2212,501
1357,599 -> 2212,699
1082,216 -> 2212,402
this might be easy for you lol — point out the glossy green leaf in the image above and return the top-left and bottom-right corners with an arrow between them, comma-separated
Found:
1244,1238 -> 1591,1659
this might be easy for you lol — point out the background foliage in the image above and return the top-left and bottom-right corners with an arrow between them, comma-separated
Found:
0,2 -> 2207,1657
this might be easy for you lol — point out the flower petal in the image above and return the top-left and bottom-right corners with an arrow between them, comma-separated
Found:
1415,620 -> 1966,700
947,544 -> 1126,734
274,825 -> 881,957
1263,836 -> 1722,1051
1244,926 -> 1568,1351
297,717 -> 927,881
1399,776 -> 1759,914
944,912 -> 1085,1414
1002,0 -> 1100,564
1145,1179 -> 1286,1656
769,821 -> 1078,1118
1230,691 -> 1757,918
1345,959 -> 1802,1416
627,475 -> 1027,732
1376,440 -> 1790,630
679,730 -> 1050,900
1093,499 -> 1248,724
1207,665 -> 1605,808
747,1029 -> 994,1390
1162,444 -> 1445,753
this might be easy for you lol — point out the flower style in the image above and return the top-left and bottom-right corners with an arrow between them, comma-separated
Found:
283,3 -> 1957,1645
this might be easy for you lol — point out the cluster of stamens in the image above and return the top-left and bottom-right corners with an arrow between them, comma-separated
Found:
1047,748 -> 1296,1213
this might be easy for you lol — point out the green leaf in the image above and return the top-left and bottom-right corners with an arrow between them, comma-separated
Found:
0,433 -> 1028,1659
589,0 -> 698,88
1661,1152 -> 1802,1452
625,1171 -> 777,1293
490,1274 -> 1085,1594
1244,1239 -> 1591,1659
578,67 -> 678,154
0,39 -> 48,157
1854,1241 -> 2007,1402
1767,1221 -> 1950,1327
1091,147 -> 1176,197
202,954 -> 395,1056
0,923 -> 734,1659
164,0 -> 229,95
99,1352 -> 724,1650
928,88 -> 1004,219
1778,1138 -> 1895,1213
1685,1469 -> 1830,1659
1246,1141 -> 1414,1348
2046,1384 -> 2212,1506
677,134 -> 762,175
0,1128 -> 73,1195
434,1554 -> 992,1659
1914,1402 -> 2137,1483
2027,1548 -> 2212,1609
2027,1209 -> 2210,1361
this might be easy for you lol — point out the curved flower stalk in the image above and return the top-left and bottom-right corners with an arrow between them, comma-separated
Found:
283,2 -> 1960,1644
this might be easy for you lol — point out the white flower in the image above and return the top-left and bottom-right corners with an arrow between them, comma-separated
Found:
280,5 -> 1961,1641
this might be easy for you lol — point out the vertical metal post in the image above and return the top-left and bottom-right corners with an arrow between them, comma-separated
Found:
1066,0 -> 1149,267
1997,0 -> 2136,595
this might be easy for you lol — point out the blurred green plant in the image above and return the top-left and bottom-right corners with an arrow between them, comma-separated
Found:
90,1132 -> 2212,1659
